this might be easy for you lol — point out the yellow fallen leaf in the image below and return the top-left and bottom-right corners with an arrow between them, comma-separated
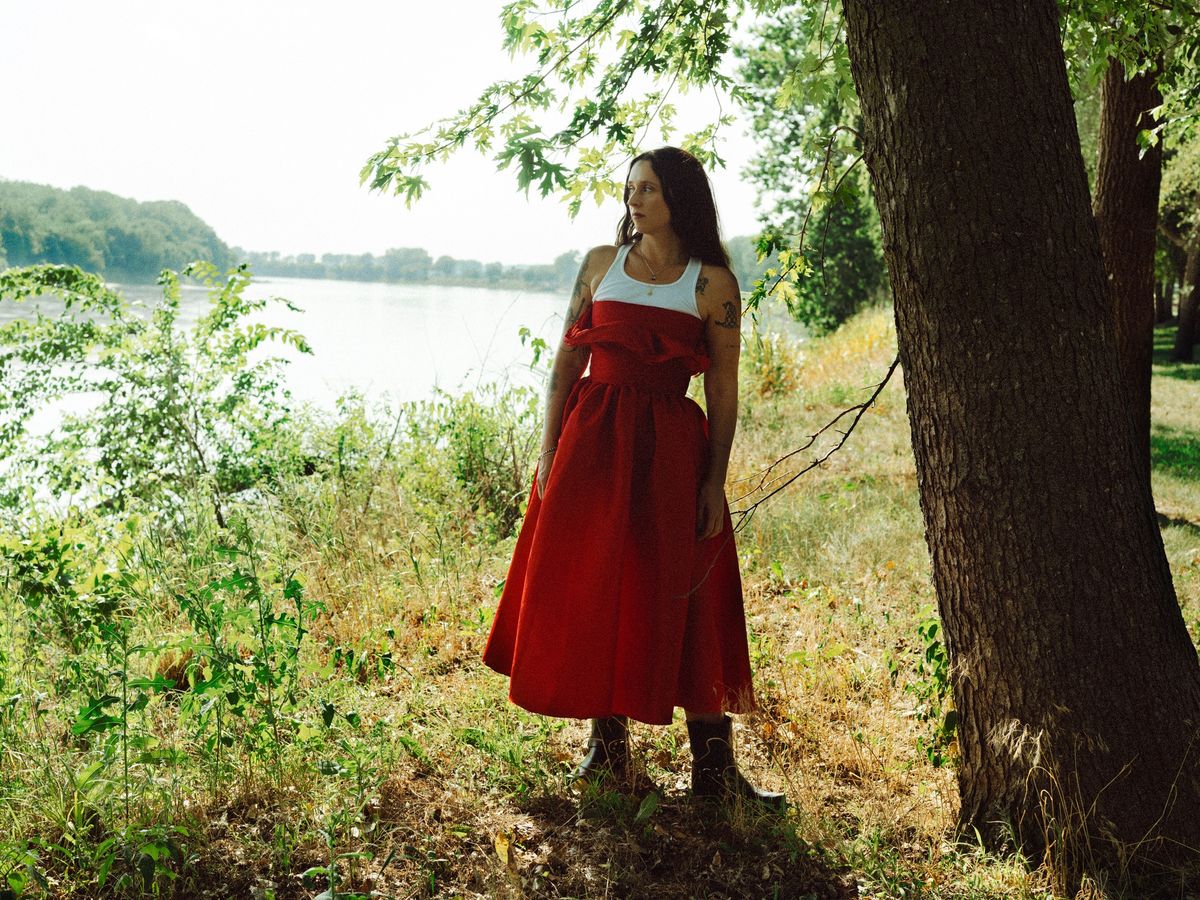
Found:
494,831 -> 510,867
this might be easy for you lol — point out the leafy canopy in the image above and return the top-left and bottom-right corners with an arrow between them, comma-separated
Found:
733,3 -> 885,331
365,0 -> 1200,200
362,0 -> 1200,319
1061,0 -> 1200,156
362,0 -> 794,216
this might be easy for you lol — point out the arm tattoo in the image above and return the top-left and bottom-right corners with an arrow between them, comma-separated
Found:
696,274 -> 709,295
714,300 -> 740,329
564,250 -> 592,329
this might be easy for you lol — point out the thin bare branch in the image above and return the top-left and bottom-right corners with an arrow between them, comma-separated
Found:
730,353 -> 900,531
678,354 -> 900,600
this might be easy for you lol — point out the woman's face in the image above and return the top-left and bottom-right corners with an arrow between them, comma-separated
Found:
626,160 -> 670,236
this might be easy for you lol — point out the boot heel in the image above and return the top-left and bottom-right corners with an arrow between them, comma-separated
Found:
572,716 -> 629,787
687,715 -> 786,811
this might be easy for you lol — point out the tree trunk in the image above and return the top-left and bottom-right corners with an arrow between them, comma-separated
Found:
842,0 -> 1200,879
1152,283 -> 1171,326
1093,57 -> 1162,481
1155,281 -> 1170,324
1173,245 -> 1199,362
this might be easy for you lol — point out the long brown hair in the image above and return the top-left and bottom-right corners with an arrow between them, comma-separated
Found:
615,147 -> 730,268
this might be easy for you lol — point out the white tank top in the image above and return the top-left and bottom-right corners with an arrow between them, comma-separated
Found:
593,243 -> 702,319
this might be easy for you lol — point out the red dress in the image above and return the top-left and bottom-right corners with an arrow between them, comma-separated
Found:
482,298 -> 757,726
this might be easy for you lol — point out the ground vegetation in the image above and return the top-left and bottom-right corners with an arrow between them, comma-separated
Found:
0,264 -> 1196,896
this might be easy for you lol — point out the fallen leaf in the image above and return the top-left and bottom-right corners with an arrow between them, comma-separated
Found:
494,831 -> 511,867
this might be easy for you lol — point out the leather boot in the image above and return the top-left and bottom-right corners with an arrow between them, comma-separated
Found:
572,716 -> 629,786
687,715 -> 786,811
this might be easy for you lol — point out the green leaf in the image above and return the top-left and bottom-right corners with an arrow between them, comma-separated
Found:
317,759 -> 348,777
71,695 -> 121,735
634,792 -> 660,824
137,852 -> 155,890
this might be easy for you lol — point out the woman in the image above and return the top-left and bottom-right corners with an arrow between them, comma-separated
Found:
483,147 -> 783,809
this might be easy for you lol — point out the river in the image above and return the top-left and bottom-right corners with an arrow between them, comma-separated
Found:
2,272 -> 802,416
111,276 -> 565,407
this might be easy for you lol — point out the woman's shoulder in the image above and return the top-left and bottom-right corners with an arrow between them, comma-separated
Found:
695,263 -> 740,312
584,244 -> 620,270
581,245 -> 620,290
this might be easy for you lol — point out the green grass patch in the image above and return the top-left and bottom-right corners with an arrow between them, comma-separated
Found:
1152,425 -> 1200,481
1153,322 -> 1200,381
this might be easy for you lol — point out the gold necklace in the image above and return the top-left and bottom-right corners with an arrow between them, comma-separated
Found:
635,245 -> 661,282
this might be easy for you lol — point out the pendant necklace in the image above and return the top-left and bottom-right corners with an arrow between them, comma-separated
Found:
637,246 -> 660,281
636,245 -> 659,297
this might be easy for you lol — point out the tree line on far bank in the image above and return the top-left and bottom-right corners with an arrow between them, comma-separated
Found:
0,180 -> 233,280
240,238 -> 773,296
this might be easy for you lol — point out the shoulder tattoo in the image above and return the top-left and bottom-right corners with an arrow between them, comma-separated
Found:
696,274 -> 709,295
714,300 -> 739,329
565,250 -> 593,328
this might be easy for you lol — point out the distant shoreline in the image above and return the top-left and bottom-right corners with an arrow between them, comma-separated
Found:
235,268 -> 566,294
98,270 -> 564,294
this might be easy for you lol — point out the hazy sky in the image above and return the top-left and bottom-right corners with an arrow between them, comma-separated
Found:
1,1 -> 763,266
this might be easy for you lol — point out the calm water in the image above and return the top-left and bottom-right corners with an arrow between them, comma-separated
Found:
2,274 -> 803,418
111,276 -> 566,407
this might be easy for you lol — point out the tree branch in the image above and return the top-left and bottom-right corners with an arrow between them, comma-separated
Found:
372,0 -> 632,177
730,353 -> 900,532
1159,219 -> 1188,249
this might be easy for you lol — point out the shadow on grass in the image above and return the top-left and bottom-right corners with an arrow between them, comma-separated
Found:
1152,425 -> 1200,482
1158,511 -> 1200,539
513,790 -> 857,899
1152,325 -> 1200,382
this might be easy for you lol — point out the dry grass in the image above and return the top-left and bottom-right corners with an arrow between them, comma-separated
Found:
1,306 -> 1196,899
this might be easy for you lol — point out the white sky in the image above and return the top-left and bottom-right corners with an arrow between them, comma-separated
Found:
0,1 -> 763,266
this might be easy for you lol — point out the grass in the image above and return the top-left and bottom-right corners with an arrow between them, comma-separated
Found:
0,308 -> 1196,898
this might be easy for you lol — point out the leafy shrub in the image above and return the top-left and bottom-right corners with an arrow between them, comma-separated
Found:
0,263 -> 311,527
888,609 -> 958,768
401,382 -> 541,539
0,521 -> 127,654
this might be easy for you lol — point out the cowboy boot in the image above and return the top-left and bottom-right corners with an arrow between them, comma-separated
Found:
572,716 -> 629,786
687,715 -> 786,811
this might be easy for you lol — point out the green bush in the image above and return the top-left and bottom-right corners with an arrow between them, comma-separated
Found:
0,263 -> 311,527
401,383 -> 542,540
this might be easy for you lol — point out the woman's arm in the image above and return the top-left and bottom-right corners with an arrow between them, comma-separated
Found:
537,246 -> 613,497
695,265 -> 742,540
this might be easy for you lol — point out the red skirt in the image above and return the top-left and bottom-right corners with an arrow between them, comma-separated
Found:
481,301 -> 756,725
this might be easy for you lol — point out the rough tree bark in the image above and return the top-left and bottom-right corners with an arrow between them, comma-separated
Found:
842,0 -> 1200,877
1093,57 -> 1163,480
1174,245 -> 1199,362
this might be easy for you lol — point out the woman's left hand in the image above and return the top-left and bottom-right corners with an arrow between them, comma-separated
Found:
695,475 -> 726,541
